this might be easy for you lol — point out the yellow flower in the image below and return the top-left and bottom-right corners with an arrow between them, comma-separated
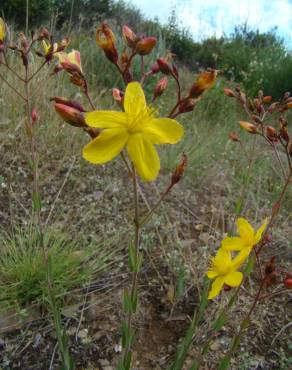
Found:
0,17 -> 6,42
42,40 -> 57,56
221,217 -> 268,252
207,248 -> 249,299
83,82 -> 184,181
57,50 -> 82,74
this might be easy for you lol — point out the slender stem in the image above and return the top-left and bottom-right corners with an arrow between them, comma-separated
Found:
3,58 -> 25,81
123,164 -> 140,361
84,90 -> 95,110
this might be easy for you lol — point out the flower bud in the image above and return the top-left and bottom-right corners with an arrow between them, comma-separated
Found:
239,121 -> 258,134
263,96 -> 272,104
135,37 -> 157,55
31,108 -> 38,124
150,62 -> 160,74
189,70 -> 217,98
96,23 -> 118,64
50,96 -> 86,112
0,17 -> 6,43
57,50 -> 82,75
223,88 -> 236,98
178,98 -> 197,113
153,77 -> 168,101
229,131 -> 239,142
268,102 -> 279,114
266,126 -> 278,142
19,32 -> 29,50
54,103 -> 86,128
112,88 -> 124,107
156,58 -> 172,75
283,273 -> 292,289
122,25 -> 137,48
171,153 -> 187,186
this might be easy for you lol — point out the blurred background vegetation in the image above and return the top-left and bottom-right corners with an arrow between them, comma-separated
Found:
1,0 -> 292,99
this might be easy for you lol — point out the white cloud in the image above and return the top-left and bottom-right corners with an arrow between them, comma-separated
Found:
130,0 -> 292,47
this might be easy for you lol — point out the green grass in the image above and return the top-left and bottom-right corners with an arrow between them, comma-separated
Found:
0,226 -> 121,311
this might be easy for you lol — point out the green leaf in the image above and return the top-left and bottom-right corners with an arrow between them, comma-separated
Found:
32,191 -> 42,212
123,288 -> 132,314
218,355 -> 231,370
212,312 -> 228,331
131,289 -> 138,313
128,244 -> 136,272
175,267 -> 186,300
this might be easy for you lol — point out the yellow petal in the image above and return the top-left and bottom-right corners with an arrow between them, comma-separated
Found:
221,236 -> 246,251
208,276 -> 225,299
142,118 -> 184,144
207,270 -> 219,279
127,133 -> 160,181
254,218 -> 268,244
68,50 -> 82,71
83,128 -> 128,164
225,271 -> 243,287
215,248 -> 231,265
124,82 -> 147,118
85,111 -> 127,129
0,18 -> 5,42
231,249 -> 250,270
237,218 -> 254,244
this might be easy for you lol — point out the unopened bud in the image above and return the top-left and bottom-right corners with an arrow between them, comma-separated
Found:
179,98 -> 197,113
19,32 -> 29,50
150,62 -> 160,74
54,103 -> 86,128
156,58 -> 172,75
266,126 -> 278,142
153,77 -> 168,101
50,96 -> 86,112
239,121 -> 258,134
136,37 -> 157,55
122,25 -> 137,48
189,70 -> 217,98
263,96 -> 272,104
96,23 -> 118,64
283,273 -> 292,289
112,88 -> 124,107
223,88 -> 236,98
171,153 -> 187,186
31,108 -> 38,124
229,132 -> 240,142
38,27 -> 51,40
223,284 -> 232,292
268,102 -> 279,113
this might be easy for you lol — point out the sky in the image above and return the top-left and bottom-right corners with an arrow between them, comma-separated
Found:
130,0 -> 292,48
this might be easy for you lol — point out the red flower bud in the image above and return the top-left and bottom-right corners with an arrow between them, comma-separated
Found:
96,23 -> 118,64
179,98 -> 197,113
156,58 -> 172,75
223,88 -> 236,98
263,96 -> 272,104
266,126 -> 278,142
135,37 -> 157,55
122,25 -> 137,48
153,77 -> 168,101
31,108 -> 38,124
229,131 -> 240,142
239,121 -> 258,134
171,153 -> 187,186
54,103 -> 86,128
50,96 -> 86,112
283,274 -> 292,289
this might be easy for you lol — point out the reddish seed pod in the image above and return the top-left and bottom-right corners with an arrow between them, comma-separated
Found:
229,132 -> 240,142
153,77 -> 168,101
223,88 -> 236,98
283,274 -> 292,289
156,58 -> 173,75
135,37 -> 157,55
171,153 -> 187,186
